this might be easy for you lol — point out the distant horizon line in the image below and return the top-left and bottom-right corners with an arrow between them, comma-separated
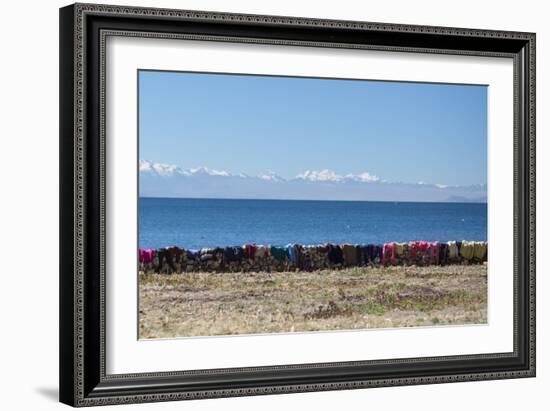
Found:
139,195 -> 488,205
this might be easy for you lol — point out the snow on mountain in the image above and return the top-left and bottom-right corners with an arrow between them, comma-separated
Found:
295,169 -> 381,183
188,166 -> 230,177
257,171 -> 285,182
139,160 -> 179,176
295,169 -> 343,182
345,172 -> 380,183
138,160 -> 487,203
140,160 -> 233,178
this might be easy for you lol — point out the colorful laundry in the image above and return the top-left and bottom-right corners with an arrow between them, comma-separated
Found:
327,244 -> 344,265
224,246 -> 243,262
342,244 -> 358,266
139,248 -> 156,264
242,244 -> 257,260
270,246 -> 287,261
286,244 -> 298,265
256,245 -> 270,259
382,242 -> 396,265
460,240 -> 475,260
447,241 -> 459,260
429,241 -> 440,265
473,241 -> 487,260
138,240 -> 487,274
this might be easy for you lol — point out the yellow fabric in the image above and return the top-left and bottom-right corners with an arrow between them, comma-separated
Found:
473,241 -> 487,260
460,240 -> 475,260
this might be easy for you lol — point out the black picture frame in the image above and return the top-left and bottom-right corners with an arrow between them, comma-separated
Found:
59,3 -> 536,407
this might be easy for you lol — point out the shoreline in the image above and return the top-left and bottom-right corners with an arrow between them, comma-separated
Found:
139,195 -> 488,205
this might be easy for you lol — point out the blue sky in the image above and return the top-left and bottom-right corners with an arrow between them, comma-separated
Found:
139,70 -> 487,186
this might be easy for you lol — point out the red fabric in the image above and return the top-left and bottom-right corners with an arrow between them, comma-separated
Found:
429,241 -> 440,264
243,244 -> 257,260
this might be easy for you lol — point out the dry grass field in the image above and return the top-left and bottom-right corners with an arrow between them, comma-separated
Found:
139,264 -> 487,339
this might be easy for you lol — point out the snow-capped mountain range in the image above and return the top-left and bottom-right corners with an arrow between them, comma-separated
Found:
139,160 -> 487,203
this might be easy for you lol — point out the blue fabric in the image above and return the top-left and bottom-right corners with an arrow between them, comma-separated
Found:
286,243 -> 298,265
186,249 -> 199,260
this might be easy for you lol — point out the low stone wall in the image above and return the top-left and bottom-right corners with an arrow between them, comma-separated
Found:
139,241 -> 487,274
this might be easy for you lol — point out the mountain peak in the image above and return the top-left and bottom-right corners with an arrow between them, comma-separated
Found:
346,172 -> 380,183
139,160 -> 179,176
257,171 -> 285,182
139,160 -> 486,203
140,161 -> 234,177
296,169 -> 381,183
188,167 -> 230,177
295,169 -> 343,182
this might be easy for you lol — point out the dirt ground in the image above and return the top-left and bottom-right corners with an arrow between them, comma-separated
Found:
139,264 -> 487,339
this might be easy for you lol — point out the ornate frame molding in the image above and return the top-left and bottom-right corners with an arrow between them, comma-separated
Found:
60,3 -> 535,407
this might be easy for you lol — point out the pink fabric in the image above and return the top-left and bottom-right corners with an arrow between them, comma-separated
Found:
417,241 -> 429,253
382,242 -> 396,265
407,241 -> 440,264
139,248 -> 155,264
408,241 -> 429,262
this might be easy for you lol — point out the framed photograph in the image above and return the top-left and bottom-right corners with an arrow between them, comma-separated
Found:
59,3 -> 536,407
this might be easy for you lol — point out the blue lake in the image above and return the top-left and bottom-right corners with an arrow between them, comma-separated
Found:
139,197 -> 487,249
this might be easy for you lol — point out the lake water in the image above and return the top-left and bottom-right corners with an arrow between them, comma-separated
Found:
139,197 -> 487,249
